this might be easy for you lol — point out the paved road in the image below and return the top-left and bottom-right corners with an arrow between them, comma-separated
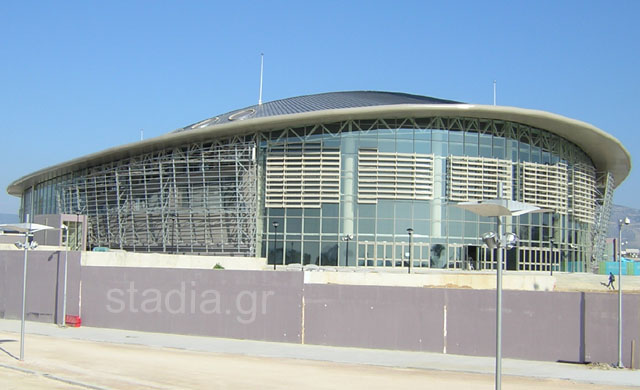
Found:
0,319 -> 638,389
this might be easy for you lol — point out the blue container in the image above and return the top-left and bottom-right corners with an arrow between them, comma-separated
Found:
564,261 -> 584,272
629,261 -> 640,276
601,261 -> 628,276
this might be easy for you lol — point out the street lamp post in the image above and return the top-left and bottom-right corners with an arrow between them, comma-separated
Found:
0,217 -> 59,361
406,228 -> 414,274
61,224 -> 69,327
342,234 -> 353,267
480,221 -> 519,390
455,184 -> 546,390
485,218 -> 504,390
76,213 -> 80,250
617,217 -> 630,368
550,239 -> 555,276
272,221 -> 279,270
19,232 -> 31,360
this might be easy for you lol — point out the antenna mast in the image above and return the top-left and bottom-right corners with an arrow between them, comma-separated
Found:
493,80 -> 497,106
258,53 -> 264,105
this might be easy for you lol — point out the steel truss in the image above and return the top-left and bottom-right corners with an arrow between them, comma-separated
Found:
58,139 -> 257,255
590,171 -> 615,271
260,116 -> 596,213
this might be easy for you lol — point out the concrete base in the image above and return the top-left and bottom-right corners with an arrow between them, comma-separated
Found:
82,250 -> 267,270
303,267 -> 640,292
304,269 -> 556,291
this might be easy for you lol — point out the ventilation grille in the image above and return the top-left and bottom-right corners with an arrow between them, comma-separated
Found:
447,156 -> 513,201
266,149 -> 340,208
358,149 -> 434,204
519,162 -> 568,213
572,163 -> 597,223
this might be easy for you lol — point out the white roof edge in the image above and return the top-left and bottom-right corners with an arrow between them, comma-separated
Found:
7,103 -> 631,195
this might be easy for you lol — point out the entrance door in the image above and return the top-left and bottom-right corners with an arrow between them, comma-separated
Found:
466,245 -> 480,270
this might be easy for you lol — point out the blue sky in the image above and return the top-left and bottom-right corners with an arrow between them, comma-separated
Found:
1,1 -> 638,214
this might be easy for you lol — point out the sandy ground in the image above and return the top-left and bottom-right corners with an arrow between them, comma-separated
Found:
0,331 -> 633,390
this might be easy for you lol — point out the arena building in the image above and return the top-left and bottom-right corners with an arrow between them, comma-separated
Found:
6,91 -> 631,272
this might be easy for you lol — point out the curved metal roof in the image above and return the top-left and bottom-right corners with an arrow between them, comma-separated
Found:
174,91 -> 461,133
7,91 -> 631,196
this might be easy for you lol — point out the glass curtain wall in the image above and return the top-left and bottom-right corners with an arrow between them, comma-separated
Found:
18,116 -> 598,272
261,117 -> 596,271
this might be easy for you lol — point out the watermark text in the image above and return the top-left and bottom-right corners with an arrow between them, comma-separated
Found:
106,282 -> 275,324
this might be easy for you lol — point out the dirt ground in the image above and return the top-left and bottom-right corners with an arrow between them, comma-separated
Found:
0,332 -> 633,390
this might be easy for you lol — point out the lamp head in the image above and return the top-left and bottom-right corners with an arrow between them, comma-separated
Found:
14,240 -> 37,250
272,221 -> 279,229
406,228 -> 414,235
482,231 -> 498,249
503,232 -> 519,249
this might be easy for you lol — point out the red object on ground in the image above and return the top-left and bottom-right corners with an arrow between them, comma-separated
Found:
65,315 -> 82,327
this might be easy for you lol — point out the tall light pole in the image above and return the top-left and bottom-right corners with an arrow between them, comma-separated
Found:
480,222 -> 518,390
61,224 -> 69,327
549,239 -> 555,276
76,213 -> 80,250
406,228 -> 414,274
455,183 -> 545,390
617,217 -> 630,368
342,234 -> 353,267
18,232 -> 34,360
272,221 -> 279,270
1,218 -> 57,361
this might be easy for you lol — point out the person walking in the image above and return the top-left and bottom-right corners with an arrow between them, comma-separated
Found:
605,272 -> 615,290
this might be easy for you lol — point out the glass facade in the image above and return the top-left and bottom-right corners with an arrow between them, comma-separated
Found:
259,117 -> 599,272
19,115 -> 607,272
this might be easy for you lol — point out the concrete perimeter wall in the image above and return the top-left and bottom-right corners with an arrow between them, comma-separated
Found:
303,285 -> 588,362
80,267 -> 302,343
0,250 -> 81,323
1,250 -> 639,367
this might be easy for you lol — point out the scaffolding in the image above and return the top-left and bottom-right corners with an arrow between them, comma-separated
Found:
57,139 -> 258,255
